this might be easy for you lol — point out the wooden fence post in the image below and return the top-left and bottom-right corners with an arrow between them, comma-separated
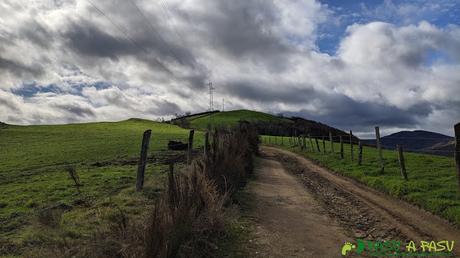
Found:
455,123 -> 460,192
187,129 -> 195,165
397,145 -> 408,180
340,136 -> 344,159
322,136 -> 326,153
204,132 -> 209,158
136,129 -> 152,191
302,134 -> 307,150
375,126 -> 385,173
281,135 -> 284,146
308,134 -> 314,152
329,132 -> 334,153
300,135 -> 304,150
358,141 -> 363,165
350,130 -> 354,162
315,137 -> 320,152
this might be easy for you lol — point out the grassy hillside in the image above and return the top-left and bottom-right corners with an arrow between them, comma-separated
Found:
262,135 -> 460,226
187,109 -> 292,129
0,119 -> 202,257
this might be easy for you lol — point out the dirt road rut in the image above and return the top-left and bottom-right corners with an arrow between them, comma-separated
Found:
245,146 -> 460,257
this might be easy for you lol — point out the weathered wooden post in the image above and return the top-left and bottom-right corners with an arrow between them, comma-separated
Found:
302,135 -> 307,151
187,129 -> 195,165
136,129 -> 152,191
358,141 -> 363,165
340,136 -> 344,159
308,134 -> 314,152
375,126 -> 385,173
315,137 -> 320,152
455,123 -> 460,192
350,130 -> 354,162
322,136 -> 326,153
397,145 -> 408,180
329,132 -> 334,153
300,135 -> 305,150
204,131 -> 209,158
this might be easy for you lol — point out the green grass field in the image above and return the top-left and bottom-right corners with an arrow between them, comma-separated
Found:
0,119 -> 203,256
187,109 -> 292,129
261,135 -> 460,226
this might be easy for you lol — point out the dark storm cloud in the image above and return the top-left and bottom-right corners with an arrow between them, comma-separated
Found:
226,79 -> 435,130
147,100 -> 182,116
63,20 -> 132,60
0,57 -> 44,77
19,20 -> 53,49
225,80 -> 318,104
52,102 -> 95,117
205,1 -> 288,56
192,0 -> 295,71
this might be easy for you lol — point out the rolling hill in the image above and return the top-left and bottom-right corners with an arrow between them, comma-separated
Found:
171,109 -> 358,141
362,130 -> 454,156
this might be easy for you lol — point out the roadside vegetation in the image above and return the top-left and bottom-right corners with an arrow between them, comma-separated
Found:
261,135 -> 460,226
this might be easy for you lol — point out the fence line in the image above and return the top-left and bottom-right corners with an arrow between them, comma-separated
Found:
260,123 -> 460,191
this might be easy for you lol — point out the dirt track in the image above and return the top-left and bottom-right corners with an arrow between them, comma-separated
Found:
246,146 -> 460,257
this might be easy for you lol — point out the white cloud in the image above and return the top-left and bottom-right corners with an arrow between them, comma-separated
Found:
0,0 -> 459,135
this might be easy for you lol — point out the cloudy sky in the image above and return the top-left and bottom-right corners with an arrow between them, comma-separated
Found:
0,0 -> 459,136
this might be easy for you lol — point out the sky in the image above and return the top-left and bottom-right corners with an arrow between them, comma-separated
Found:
0,0 -> 459,137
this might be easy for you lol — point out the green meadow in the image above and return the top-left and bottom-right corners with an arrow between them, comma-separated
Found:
0,119 -> 203,256
261,135 -> 460,226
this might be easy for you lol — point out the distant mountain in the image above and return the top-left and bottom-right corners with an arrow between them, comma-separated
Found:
362,130 -> 454,156
0,122 -> 8,128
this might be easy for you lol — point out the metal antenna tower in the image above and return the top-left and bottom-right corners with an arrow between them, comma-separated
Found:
208,82 -> 214,111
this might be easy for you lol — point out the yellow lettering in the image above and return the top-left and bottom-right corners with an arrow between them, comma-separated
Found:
446,241 -> 455,252
420,241 -> 430,252
428,241 -> 436,252
436,241 -> 446,252
406,241 -> 417,252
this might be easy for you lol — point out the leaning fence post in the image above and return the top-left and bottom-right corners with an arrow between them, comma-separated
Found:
350,130 -> 354,162
204,132 -> 209,158
329,132 -> 334,153
375,126 -> 385,173
322,136 -> 326,153
455,123 -> 460,192
340,136 -> 344,159
302,135 -> 307,151
187,129 -> 195,165
308,134 -> 314,152
300,135 -> 304,150
136,129 -> 152,191
358,141 -> 363,165
397,145 -> 408,180
315,137 -> 320,152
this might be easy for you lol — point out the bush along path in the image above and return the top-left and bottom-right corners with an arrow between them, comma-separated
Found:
244,146 -> 460,257
143,124 -> 259,257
